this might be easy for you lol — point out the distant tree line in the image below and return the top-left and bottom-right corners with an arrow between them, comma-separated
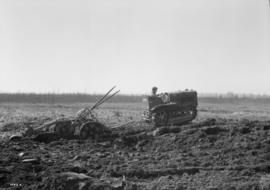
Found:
0,92 -> 269,104
199,92 -> 270,104
0,93 -> 144,103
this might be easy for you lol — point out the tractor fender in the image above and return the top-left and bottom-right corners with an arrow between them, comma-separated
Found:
151,103 -> 179,113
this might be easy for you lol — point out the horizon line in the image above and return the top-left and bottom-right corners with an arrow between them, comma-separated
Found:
0,91 -> 270,97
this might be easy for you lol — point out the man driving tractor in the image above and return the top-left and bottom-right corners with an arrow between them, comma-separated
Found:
151,87 -> 169,103
151,86 -> 158,96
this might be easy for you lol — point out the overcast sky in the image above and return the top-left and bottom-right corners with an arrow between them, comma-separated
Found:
0,0 -> 269,94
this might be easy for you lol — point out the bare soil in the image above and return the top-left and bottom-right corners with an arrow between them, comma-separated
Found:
0,102 -> 270,190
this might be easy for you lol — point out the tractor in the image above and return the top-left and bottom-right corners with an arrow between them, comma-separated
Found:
144,90 -> 198,127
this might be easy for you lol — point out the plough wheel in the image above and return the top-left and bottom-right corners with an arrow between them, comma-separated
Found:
79,122 -> 97,140
54,121 -> 75,138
